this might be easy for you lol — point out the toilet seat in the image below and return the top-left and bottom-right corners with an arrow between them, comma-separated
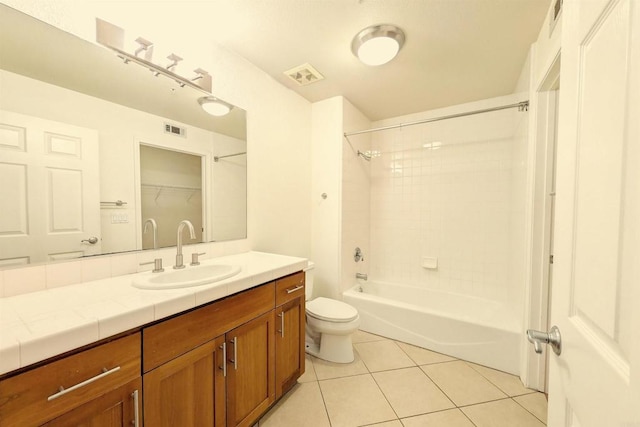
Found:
306,297 -> 359,323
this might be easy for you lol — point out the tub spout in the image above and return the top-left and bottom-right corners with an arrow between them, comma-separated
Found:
355,273 -> 368,280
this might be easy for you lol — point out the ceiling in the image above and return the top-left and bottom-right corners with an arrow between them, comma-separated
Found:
4,0 -> 552,122
218,0 -> 552,120
89,0 -> 551,121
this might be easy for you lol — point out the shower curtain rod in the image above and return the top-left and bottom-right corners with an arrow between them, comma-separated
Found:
344,100 -> 529,137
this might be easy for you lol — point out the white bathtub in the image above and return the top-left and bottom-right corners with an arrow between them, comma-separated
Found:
343,280 -> 521,374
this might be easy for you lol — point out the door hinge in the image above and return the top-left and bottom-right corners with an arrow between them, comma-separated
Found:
550,254 -> 554,264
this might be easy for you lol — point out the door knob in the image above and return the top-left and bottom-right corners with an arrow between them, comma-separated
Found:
526,325 -> 562,356
81,237 -> 99,244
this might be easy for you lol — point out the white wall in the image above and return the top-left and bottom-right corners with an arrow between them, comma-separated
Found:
310,97 -> 343,300
211,136 -> 247,242
341,100 -> 371,294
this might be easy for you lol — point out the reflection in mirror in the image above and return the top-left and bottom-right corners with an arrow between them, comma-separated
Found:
0,4 -> 247,268
140,145 -> 204,249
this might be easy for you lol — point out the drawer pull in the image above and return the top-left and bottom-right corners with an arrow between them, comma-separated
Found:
286,285 -> 304,294
47,366 -> 121,401
132,389 -> 140,427
277,312 -> 285,338
219,342 -> 227,377
230,337 -> 238,370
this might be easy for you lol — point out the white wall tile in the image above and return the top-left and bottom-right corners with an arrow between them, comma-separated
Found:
81,256 -> 111,283
365,96 -> 526,305
110,252 -> 138,277
46,260 -> 82,289
4,266 -> 46,296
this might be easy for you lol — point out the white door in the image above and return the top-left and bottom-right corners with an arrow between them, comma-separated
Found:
0,110 -> 101,265
547,0 -> 640,425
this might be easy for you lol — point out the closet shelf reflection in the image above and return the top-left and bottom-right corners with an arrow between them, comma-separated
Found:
141,183 -> 202,203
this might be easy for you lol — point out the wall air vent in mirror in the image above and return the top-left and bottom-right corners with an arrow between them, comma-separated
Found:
164,123 -> 187,137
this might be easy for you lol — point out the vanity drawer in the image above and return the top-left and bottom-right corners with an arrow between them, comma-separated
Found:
276,271 -> 305,306
0,333 -> 141,427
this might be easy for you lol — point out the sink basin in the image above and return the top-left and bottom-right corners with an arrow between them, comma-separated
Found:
133,264 -> 241,290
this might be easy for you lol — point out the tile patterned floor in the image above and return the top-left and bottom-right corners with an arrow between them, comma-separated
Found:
259,330 -> 547,427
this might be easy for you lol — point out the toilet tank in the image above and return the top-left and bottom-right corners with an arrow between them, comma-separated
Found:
304,261 -> 314,300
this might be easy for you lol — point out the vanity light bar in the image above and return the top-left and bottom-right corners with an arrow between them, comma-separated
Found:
96,18 -> 212,94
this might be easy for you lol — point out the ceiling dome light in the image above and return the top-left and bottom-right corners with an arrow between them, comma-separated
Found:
198,96 -> 233,116
351,24 -> 405,66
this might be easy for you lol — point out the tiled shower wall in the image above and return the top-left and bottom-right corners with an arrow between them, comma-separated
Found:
367,96 -> 528,306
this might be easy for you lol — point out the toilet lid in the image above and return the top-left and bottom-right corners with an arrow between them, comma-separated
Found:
306,297 -> 359,323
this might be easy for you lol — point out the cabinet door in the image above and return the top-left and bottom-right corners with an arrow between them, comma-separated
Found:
41,378 -> 141,427
144,336 -> 226,427
226,311 -> 275,427
275,295 -> 305,399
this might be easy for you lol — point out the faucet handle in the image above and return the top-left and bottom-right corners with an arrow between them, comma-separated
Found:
190,252 -> 206,266
140,258 -> 164,273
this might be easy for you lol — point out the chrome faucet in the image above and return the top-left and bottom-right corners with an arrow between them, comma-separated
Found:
143,218 -> 158,249
174,220 -> 196,269
355,272 -> 368,280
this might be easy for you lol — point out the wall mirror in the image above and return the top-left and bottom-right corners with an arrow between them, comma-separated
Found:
0,4 -> 247,268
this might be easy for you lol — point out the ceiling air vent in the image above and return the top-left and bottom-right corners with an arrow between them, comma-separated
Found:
284,63 -> 325,86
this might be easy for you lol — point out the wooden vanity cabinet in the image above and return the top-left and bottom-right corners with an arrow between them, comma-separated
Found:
226,311 -> 276,427
143,336 -> 227,427
142,282 -> 277,427
0,333 -> 141,427
0,271 -> 306,427
274,271 -> 306,399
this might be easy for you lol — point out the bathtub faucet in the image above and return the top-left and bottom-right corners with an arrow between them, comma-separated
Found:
355,273 -> 368,280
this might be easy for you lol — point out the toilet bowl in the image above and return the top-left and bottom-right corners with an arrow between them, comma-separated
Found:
304,262 -> 360,363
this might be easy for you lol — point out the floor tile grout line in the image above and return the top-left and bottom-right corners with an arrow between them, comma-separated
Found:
317,371 -> 374,383
418,363 -> 462,410
457,406 -> 481,427
392,339 -> 422,367
460,359 -> 547,424
393,339 -> 460,364
297,334 -> 546,426
511,395 -> 548,425
353,341 -> 417,374
425,359 -> 509,402
368,367 -> 402,423
463,360 -> 538,398
315,376 -> 335,427
372,364 -> 468,422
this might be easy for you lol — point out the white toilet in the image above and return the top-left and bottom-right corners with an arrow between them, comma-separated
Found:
304,262 -> 360,363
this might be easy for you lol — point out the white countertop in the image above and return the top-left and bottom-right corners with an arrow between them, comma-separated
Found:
0,251 -> 307,375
